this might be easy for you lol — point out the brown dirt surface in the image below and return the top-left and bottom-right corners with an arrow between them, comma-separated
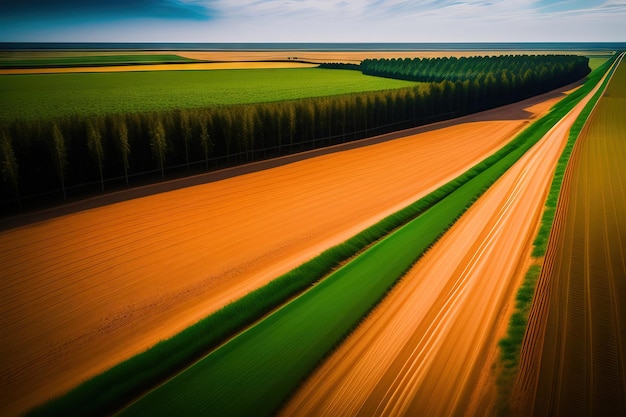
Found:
514,54 -> 626,417
0,86 -> 572,417
278,81 -> 604,417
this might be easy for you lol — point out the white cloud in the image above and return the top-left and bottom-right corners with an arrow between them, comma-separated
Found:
3,0 -> 624,42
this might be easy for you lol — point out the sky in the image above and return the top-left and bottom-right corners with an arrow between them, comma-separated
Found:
1,0 -> 625,42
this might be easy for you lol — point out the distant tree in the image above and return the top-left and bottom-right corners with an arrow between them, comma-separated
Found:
219,110 -> 233,162
0,130 -> 20,208
52,123 -> 67,200
240,107 -> 255,161
199,116 -> 212,170
179,110 -> 192,171
113,116 -> 130,187
150,119 -> 167,180
87,119 -> 105,192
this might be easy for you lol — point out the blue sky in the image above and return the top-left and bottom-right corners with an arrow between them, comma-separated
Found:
1,0 -> 625,42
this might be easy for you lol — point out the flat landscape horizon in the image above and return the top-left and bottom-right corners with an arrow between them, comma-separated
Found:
2,1 -> 625,416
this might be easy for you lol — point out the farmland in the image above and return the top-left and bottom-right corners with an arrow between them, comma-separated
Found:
1,79 -> 571,417
280,63 -> 601,417
515,54 -> 626,416
0,54 -> 591,211
20,57 -> 613,417
1,45 -> 621,417
0,68 -> 417,121
108,55 -> 609,417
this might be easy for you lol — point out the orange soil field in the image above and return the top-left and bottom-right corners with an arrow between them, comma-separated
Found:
279,71 -> 607,417
0,87 -> 570,417
515,55 -> 626,417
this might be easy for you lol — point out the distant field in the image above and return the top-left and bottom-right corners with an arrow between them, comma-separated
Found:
0,68 -> 417,121
0,54 -> 196,68
588,57 -> 610,70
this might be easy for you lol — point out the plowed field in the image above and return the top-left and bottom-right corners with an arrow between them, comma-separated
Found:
0,87 -> 569,417
515,55 -> 626,417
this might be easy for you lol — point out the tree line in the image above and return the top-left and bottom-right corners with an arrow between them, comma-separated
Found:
0,54 -> 590,210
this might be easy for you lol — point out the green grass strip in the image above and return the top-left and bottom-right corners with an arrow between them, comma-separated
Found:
494,53 -> 621,417
28,60 -> 610,417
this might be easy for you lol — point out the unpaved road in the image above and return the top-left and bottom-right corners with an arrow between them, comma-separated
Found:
0,88 -> 568,417
279,75 -> 607,417
515,55 -> 626,417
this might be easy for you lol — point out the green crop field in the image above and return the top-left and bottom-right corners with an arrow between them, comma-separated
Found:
0,68 -> 417,121
588,57 -> 611,71
0,54 -> 196,68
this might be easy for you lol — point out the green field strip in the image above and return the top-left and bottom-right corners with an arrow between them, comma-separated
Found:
25,57 -> 611,417
0,54 -> 197,68
494,53 -> 622,417
0,68 -> 417,121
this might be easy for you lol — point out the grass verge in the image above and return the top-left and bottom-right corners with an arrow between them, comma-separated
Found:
494,52 -> 621,417
27,58 -> 612,417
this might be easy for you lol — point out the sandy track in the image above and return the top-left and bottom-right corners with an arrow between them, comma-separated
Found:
279,80 -> 603,417
0,89 -> 567,416
514,56 -> 626,417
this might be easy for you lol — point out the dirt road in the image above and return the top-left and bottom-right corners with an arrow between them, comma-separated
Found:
279,71 -> 606,417
0,89 -> 567,416
514,55 -> 626,417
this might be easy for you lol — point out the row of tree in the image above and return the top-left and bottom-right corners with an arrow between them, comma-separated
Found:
0,55 -> 591,210
359,54 -> 590,83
